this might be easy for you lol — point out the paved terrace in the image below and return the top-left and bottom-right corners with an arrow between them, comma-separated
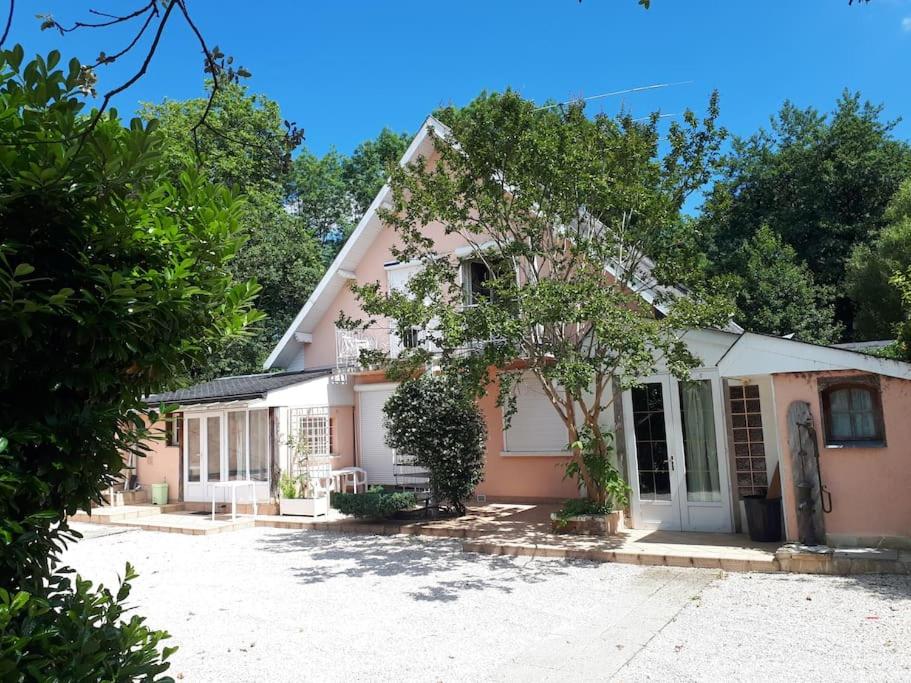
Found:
73,502 -> 911,574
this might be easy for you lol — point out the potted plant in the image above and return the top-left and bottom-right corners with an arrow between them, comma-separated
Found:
278,435 -> 330,517
552,429 -> 630,535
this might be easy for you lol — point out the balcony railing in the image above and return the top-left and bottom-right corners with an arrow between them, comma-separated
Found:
335,325 -> 507,372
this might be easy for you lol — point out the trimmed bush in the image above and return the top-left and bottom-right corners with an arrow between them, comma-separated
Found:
383,375 -> 487,515
330,487 -> 416,520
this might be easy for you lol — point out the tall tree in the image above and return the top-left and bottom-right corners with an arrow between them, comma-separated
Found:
699,91 -> 911,337
342,128 -> 411,218
847,178 -> 911,340
343,90 -> 732,508
142,83 -> 324,377
734,226 -> 841,343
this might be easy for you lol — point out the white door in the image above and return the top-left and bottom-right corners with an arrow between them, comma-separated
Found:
357,387 -> 397,485
184,413 -> 224,503
623,372 -> 733,533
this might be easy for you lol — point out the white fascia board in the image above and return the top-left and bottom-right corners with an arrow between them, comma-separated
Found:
263,117 -> 442,370
718,332 -> 911,380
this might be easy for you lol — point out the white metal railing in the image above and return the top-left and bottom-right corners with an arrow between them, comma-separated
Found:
335,325 -> 505,371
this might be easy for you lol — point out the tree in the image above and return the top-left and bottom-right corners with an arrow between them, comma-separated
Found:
343,90 -> 731,508
890,268 -> 911,360
732,226 -> 841,343
0,46 -> 260,675
285,129 -> 410,263
342,128 -> 410,218
383,376 -> 487,515
847,178 -> 911,340
143,83 -> 324,378
699,92 -> 911,336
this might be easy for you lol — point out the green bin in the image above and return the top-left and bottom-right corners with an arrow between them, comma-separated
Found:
150,482 -> 168,505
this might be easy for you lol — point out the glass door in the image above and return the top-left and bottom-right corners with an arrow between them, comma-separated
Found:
627,377 -> 683,530
625,372 -> 733,532
676,373 -> 732,532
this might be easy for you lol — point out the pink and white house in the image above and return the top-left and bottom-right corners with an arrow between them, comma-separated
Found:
145,116 -> 911,549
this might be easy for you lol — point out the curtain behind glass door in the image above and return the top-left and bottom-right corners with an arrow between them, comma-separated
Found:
227,412 -> 247,480
678,380 -> 721,503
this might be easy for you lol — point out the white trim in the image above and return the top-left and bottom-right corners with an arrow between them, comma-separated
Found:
383,259 -> 424,273
353,382 -> 399,393
264,116 -> 447,370
453,241 -> 498,258
499,451 -> 572,458
718,332 -> 911,380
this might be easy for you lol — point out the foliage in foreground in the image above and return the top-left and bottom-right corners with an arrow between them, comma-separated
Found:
383,376 -> 487,515
0,46 -> 260,679
0,564 -> 174,681
330,487 -> 417,520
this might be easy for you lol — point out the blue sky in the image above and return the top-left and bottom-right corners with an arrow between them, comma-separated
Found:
14,0 -> 911,159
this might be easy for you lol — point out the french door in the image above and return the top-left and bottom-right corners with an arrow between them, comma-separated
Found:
622,371 -> 733,533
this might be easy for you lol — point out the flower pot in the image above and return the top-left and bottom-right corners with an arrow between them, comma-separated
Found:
279,496 -> 329,517
550,510 -> 624,536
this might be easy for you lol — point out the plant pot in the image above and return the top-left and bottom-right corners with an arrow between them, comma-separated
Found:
279,496 -> 329,517
550,510 -> 624,536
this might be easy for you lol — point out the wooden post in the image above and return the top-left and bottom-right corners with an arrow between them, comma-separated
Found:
786,400 -> 826,545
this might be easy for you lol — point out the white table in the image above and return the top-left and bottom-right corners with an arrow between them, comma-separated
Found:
210,480 -> 258,521
331,467 -> 367,494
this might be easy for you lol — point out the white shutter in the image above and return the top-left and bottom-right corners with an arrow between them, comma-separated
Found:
357,387 -> 397,484
504,378 -> 571,453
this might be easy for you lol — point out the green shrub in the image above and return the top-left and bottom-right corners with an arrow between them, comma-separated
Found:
0,46 -> 260,678
330,487 -> 416,520
382,376 -> 487,515
0,565 -> 175,681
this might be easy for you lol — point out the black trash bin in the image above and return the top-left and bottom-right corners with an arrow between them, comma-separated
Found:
743,495 -> 783,543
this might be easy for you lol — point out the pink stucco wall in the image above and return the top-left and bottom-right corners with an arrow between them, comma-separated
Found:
475,372 -> 581,501
331,405 -> 355,468
136,419 -> 181,502
772,371 -> 911,544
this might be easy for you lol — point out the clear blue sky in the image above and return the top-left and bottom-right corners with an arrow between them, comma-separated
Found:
14,0 -> 911,159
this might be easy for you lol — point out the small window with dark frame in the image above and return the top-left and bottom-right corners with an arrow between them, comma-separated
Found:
821,382 -> 885,447
164,414 -> 181,448
463,259 -> 494,307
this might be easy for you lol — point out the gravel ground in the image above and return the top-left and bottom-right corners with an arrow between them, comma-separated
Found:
62,524 -> 911,682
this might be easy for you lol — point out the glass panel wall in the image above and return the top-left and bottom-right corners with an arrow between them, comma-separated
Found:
248,409 -> 269,482
206,415 -> 221,482
227,411 -> 247,480
187,417 -> 201,482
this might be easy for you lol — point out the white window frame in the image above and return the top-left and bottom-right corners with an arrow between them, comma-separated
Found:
288,406 -> 333,459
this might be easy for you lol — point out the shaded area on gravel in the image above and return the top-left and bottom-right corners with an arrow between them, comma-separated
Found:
62,525 -> 911,682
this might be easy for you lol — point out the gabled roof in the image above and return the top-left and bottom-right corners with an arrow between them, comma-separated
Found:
264,114 -> 741,369
264,116 -> 448,369
145,368 -> 332,406
717,332 -> 911,381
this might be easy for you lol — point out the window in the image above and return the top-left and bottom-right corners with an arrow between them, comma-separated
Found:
289,406 -> 332,457
463,260 -> 493,306
164,414 -> 181,447
728,384 -> 768,497
227,411 -> 247,480
248,409 -> 270,481
821,380 -> 885,447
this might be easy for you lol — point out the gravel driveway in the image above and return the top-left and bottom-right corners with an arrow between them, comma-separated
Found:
62,524 -> 911,682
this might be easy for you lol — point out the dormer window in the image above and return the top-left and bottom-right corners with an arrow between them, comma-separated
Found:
820,377 -> 885,447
